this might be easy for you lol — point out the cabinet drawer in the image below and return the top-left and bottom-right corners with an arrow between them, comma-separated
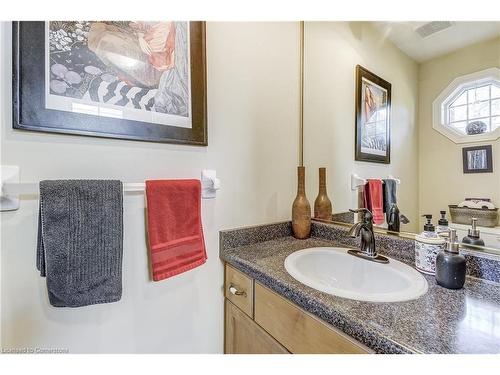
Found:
254,283 -> 371,354
225,300 -> 289,354
225,264 -> 254,318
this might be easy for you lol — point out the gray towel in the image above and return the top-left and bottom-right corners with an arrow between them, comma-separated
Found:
382,179 -> 397,223
37,180 -> 123,307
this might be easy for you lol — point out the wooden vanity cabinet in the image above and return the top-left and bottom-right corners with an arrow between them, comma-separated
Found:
223,263 -> 372,354
225,299 -> 289,354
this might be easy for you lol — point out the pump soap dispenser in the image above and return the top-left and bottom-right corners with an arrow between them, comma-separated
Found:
436,210 -> 450,238
436,229 -> 466,289
415,214 -> 446,275
462,218 -> 485,248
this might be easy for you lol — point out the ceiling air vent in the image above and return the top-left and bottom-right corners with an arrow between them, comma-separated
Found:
415,21 -> 454,38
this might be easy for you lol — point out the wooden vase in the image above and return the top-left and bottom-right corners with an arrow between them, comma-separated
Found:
314,167 -> 332,220
292,166 -> 311,239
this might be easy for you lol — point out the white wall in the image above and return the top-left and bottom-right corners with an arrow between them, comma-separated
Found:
303,22 -> 419,231
418,37 -> 500,221
0,22 -> 300,353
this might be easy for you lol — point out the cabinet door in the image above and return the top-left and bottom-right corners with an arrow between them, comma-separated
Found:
254,283 -> 371,354
225,300 -> 289,354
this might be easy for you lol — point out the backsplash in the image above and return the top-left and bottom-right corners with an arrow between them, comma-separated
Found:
220,220 -> 500,284
331,211 -> 355,224
220,221 -> 292,251
310,221 -> 416,265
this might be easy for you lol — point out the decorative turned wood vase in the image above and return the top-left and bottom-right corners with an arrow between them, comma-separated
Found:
314,167 -> 332,220
292,166 -> 311,239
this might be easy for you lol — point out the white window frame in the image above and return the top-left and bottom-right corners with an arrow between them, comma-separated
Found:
432,67 -> 500,144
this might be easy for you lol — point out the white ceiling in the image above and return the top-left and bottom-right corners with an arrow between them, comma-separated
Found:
371,21 -> 500,63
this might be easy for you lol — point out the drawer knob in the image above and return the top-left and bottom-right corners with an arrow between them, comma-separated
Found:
229,285 -> 246,297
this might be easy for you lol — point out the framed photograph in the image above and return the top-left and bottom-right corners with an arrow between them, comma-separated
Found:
462,145 -> 493,173
355,65 -> 391,164
13,21 -> 207,145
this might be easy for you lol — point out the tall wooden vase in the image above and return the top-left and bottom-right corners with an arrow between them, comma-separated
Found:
314,167 -> 332,220
292,166 -> 311,239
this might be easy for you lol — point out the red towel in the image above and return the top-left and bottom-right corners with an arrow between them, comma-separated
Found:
145,179 -> 207,281
364,179 -> 384,225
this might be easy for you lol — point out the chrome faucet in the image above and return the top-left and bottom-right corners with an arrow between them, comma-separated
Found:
348,208 -> 389,264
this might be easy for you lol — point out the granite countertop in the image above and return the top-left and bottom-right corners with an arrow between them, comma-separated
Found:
219,222 -> 500,354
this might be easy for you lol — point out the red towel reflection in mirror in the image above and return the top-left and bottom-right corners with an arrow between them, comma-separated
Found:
364,179 -> 384,225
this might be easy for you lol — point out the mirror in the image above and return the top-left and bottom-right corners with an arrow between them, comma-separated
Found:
303,21 -> 500,254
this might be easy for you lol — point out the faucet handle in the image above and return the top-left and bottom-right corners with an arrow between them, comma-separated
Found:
400,214 -> 410,225
349,208 -> 373,223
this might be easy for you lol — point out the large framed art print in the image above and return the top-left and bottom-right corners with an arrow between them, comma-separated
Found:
355,65 -> 391,164
13,21 -> 207,145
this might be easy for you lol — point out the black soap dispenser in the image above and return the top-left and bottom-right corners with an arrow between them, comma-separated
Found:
423,214 -> 434,232
462,218 -> 485,248
436,210 -> 450,238
436,229 -> 466,289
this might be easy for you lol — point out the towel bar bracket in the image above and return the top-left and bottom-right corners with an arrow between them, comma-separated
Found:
0,165 -> 221,212
0,165 -> 20,212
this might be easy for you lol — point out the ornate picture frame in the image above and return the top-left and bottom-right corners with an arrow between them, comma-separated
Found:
12,21 -> 207,145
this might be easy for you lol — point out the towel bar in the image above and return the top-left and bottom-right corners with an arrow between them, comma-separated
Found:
2,181 -> 147,195
350,173 -> 401,191
0,165 -> 220,211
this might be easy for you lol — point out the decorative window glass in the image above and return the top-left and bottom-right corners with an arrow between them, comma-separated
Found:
433,68 -> 500,143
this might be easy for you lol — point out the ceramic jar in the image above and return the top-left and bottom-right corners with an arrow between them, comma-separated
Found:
415,233 -> 446,275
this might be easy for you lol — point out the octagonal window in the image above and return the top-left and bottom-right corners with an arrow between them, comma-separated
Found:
433,68 -> 500,143
446,83 -> 500,135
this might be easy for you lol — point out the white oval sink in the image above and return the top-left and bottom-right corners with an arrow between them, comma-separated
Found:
284,247 -> 428,303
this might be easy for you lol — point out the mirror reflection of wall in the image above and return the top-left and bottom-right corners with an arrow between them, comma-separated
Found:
304,21 -> 500,245
418,34 -> 499,237
304,22 -> 420,232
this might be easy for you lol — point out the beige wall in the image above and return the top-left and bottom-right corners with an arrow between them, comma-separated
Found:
418,37 -> 500,222
0,22 -> 300,353
304,22 -> 420,231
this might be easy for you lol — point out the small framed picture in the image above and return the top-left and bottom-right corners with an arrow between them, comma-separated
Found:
462,145 -> 493,173
355,65 -> 391,164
